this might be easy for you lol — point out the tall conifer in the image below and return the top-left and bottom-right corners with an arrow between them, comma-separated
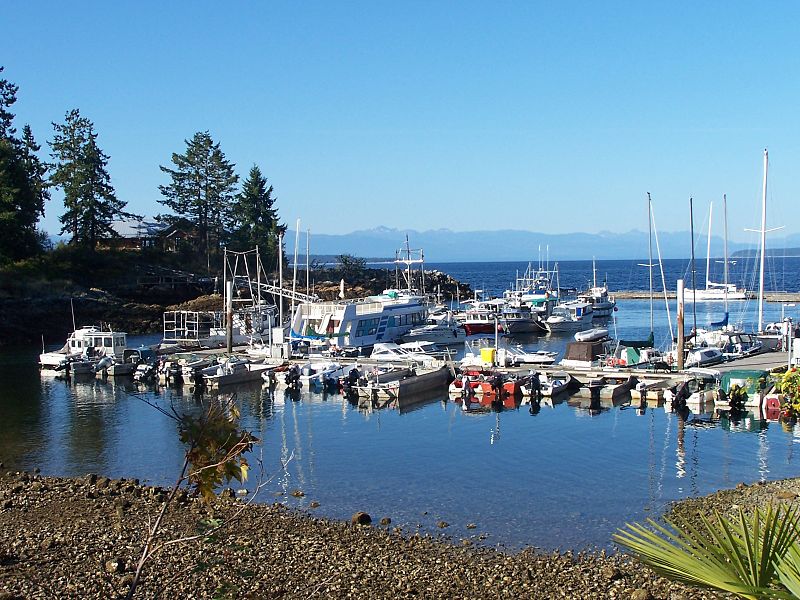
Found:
231,164 -> 286,269
0,67 -> 48,261
49,109 -> 127,249
158,132 -> 238,266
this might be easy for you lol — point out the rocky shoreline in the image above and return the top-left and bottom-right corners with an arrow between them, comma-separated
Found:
4,472 -> 786,599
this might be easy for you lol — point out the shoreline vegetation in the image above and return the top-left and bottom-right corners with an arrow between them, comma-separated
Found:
4,470 -> 778,599
0,248 -> 471,348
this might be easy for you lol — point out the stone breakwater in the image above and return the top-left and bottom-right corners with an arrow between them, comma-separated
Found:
0,472 -> 730,599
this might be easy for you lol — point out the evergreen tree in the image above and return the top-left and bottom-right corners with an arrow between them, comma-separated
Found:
49,109 -> 127,249
230,164 -> 286,269
158,132 -> 238,265
0,67 -> 17,140
0,67 -> 48,262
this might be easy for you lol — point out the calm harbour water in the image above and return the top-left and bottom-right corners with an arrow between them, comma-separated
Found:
2,258 -> 800,552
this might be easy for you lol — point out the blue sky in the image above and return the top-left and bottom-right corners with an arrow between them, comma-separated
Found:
2,2 -> 798,243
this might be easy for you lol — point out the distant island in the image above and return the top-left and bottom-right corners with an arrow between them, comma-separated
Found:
731,248 -> 800,258
284,227 -> 800,262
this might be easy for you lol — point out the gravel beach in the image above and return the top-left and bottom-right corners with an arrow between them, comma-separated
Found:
3,470 -> 788,599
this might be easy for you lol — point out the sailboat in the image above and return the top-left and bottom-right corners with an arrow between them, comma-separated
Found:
613,194 -> 666,367
684,197 -> 748,302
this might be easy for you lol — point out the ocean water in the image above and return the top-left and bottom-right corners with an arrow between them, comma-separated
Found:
2,258 -> 800,553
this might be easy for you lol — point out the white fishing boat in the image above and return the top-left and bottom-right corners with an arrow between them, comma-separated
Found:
40,325 -> 127,371
94,347 -> 155,377
496,346 -> 557,366
370,341 -> 445,366
544,300 -> 593,333
577,259 -> 616,318
202,356 -> 280,388
499,305 -> 547,335
398,313 -> 466,345
521,371 -> 576,398
666,346 -> 726,368
356,365 -> 452,404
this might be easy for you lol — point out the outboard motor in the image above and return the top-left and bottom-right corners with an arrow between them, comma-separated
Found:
285,364 -> 301,389
491,372 -> 505,396
672,381 -> 690,411
95,356 -> 113,374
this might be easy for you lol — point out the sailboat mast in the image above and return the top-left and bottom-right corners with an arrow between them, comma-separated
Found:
705,201 -> 713,289
689,197 -> 697,336
758,149 -> 768,333
723,194 -> 729,315
647,193 -> 654,334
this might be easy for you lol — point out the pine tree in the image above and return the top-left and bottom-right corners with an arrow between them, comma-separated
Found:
0,67 -> 48,262
158,131 -> 239,266
49,109 -> 127,249
230,164 -> 286,269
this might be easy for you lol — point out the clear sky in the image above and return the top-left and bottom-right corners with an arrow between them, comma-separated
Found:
2,2 -> 798,243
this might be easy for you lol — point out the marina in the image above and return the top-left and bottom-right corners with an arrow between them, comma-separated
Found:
8,253 -> 800,552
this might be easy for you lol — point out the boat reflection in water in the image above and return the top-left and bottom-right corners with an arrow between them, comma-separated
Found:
6,343 -> 800,554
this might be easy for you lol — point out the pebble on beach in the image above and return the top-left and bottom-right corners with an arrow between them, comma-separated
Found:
0,471 -> 746,599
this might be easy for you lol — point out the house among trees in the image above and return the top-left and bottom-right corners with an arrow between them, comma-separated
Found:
101,218 -> 198,252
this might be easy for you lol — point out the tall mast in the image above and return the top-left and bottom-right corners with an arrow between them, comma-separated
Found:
278,233 -> 283,327
705,201 -> 713,289
689,197 -> 697,337
291,219 -> 300,333
306,228 -> 310,297
648,193 -> 654,334
722,194 -> 729,315
758,149 -> 768,333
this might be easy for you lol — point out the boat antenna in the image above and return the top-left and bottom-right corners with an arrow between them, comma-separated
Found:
70,297 -> 76,332
689,197 -> 697,338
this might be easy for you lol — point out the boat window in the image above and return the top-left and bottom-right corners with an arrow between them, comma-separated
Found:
104,337 -> 113,348
355,318 -> 380,337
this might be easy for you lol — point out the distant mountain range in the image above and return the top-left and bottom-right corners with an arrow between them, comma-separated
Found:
285,226 -> 800,262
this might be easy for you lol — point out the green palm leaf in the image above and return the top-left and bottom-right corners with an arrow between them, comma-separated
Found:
613,505 -> 800,599
776,544 -> 800,597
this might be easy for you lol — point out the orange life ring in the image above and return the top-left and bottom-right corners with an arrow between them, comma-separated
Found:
606,357 -> 614,367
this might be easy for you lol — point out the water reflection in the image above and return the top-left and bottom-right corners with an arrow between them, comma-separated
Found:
6,345 -> 800,552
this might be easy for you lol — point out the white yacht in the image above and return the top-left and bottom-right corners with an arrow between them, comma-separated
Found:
544,300 -> 594,333
398,313 -> 466,345
289,288 -> 428,351
40,326 -> 128,370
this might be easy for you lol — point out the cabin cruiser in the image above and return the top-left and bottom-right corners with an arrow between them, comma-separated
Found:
544,300 -> 594,333
370,341 -> 445,366
40,326 -> 127,370
499,305 -> 547,335
288,288 -> 427,351
577,285 -> 616,318
691,326 -> 763,360
398,312 -> 466,345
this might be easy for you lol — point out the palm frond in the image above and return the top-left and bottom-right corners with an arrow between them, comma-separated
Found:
613,505 -> 800,599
